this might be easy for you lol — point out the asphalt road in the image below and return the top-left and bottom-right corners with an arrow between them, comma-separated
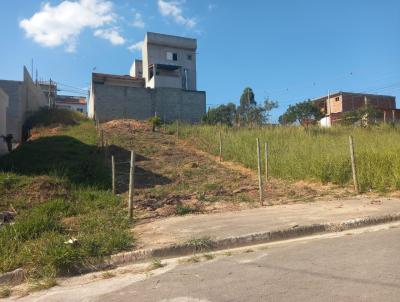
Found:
100,226 -> 400,302
16,225 -> 400,302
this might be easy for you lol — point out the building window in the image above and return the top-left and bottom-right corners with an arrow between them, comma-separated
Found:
335,97 -> 340,102
166,52 -> 178,61
187,54 -> 192,60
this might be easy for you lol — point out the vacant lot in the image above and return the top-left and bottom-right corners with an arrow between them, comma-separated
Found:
176,124 -> 400,193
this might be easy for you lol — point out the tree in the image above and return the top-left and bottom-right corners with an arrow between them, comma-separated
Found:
202,103 -> 237,126
279,100 -> 324,126
237,88 -> 278,126
341,104 -> 383,127
237,87 -> 256,124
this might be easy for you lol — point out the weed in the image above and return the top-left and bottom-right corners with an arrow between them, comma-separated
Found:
0,286 -> 11,298
147,258 -> 165,271
223,252 -> 232,256
244,249 -> 254,253
29,278 -> 58,292
186,255 -> 201,263
101,271 -> 116,279
203,253 -> 215,260
185,236 -> 213,252
175,204 -> 196,216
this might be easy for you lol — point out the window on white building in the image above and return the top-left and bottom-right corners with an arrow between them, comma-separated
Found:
166,52 -> 178,61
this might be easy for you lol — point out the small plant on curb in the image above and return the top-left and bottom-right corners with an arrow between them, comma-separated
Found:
203,253 -> 215,260
175,204 -> 197,216
101,271 -> 115,279
0,286 -> 11,298
28,278 -> 58,292
186,255 -> 201,263
147,258 -> 165,271
185,236 -> 213,253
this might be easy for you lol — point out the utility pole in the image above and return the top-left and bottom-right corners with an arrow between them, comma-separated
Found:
327,90 -> 331,126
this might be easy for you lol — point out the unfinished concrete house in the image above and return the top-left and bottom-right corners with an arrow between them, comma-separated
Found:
88,32 -> 206,122
0,67 -> 48,142
0,88 -> 9,154
313,92 -> 398,126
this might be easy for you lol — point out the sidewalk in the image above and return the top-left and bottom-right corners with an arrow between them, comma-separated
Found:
134,197 -> 400,251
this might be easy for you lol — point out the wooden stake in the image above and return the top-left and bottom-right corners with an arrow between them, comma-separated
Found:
100,130 -> 104,148
348,136 -> 359,193
384,111 -> 387,124
128,150 -> 135,219
176,120 -> 179,138
111,155 -> 115,195
256,138 -> 264,205
219,130 -> 222,162
104,140 -> 108,163
264,142 -> 269,183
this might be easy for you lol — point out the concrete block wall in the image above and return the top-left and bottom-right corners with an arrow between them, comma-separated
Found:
0,67 -> 47,142
0,89 -> 9,154
93,83 -> 205,123
0,80 -> 23,141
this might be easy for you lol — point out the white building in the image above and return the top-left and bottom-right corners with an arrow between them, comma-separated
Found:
137,32 -> 197,91
55,95 -> 87,115
88,32 -> 205,123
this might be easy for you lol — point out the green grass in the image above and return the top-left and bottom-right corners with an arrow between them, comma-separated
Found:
0,110 -> 133,282
173,124 -> 400,193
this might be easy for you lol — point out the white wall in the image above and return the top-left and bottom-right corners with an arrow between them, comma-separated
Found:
0,88 -> 9,154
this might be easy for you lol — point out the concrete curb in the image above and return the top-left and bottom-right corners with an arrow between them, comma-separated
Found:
108,212 -> 400,266
2,212 -> 399,286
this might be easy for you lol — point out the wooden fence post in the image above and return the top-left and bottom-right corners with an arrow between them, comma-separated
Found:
264,142 -> 269,183
348,136 -> 359,193
100,130 -> 104,148
219,130 -> 223,162
104,140 -> 108,163
256,138 -> 264,205
176,120 -> 179,138
383,111 -> 387,124
128,150 -> 135,219
111,155 -> 115,195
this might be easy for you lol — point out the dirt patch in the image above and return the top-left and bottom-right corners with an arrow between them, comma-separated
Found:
29,126 -> 62,140
99,120 -> 358,222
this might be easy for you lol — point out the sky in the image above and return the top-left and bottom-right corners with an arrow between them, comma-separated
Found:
0,0 -> 399,121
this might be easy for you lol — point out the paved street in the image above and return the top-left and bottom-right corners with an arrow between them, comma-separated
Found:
17,224 -> 400,302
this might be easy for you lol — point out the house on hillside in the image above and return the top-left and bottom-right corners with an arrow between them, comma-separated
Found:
0,88 -> 9,154
55,95 -> 87,115
313,92 -> 399,126
0,67 -> 48,143
88,32 -> 206,123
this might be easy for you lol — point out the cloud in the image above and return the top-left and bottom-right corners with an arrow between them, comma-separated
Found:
128,41 -> 143,52
19,0 -> 117,52
94,28 -> 125,45
132,12 -> 145,28
157,0 -> 196,28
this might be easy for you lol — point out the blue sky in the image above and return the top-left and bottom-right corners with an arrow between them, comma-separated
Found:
0,0 -> 399,121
